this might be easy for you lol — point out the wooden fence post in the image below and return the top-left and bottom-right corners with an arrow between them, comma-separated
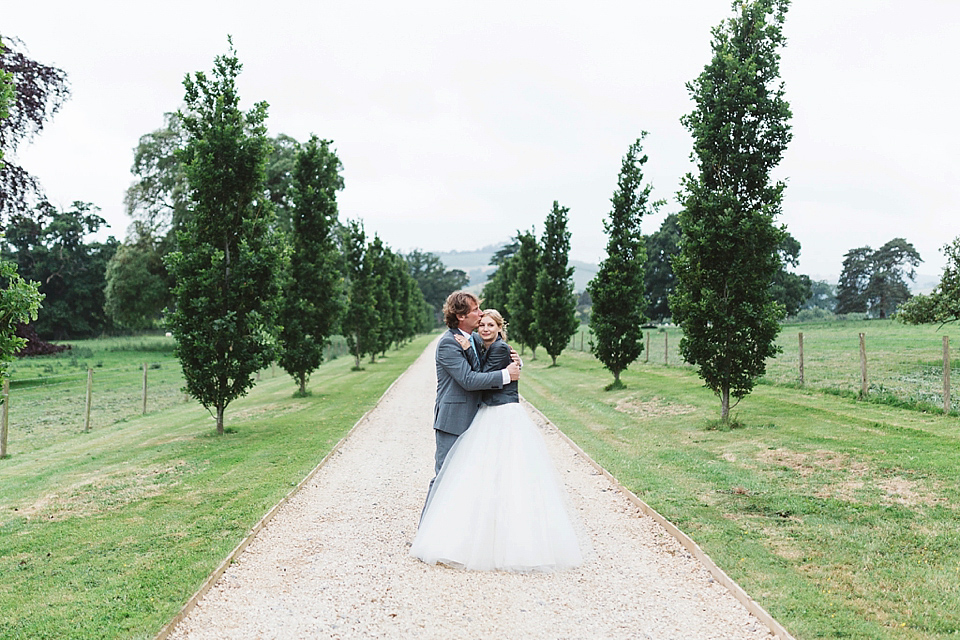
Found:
84,368 -> 93,432
580,330 -> 584,352
645,332 -> 650,363
664,331 -> 669,366
859,333 -> 868,399
142,363 -> 148,414
944,335 -> 951,413
1,379 -> 9,458
798,332 -> 804,385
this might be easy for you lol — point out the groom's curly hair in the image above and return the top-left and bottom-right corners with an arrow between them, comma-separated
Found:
443,291 -> 479,329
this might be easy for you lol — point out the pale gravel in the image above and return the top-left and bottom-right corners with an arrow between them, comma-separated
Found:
168,338 -> 776,640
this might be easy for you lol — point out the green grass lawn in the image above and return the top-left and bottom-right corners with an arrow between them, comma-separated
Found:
520,337 -> 960,640
0,333 -> 433,640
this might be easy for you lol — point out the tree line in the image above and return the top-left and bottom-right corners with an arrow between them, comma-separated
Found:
0,37 -> 471,432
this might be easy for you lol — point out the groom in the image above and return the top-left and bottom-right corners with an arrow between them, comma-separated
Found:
428,291 -> 520,496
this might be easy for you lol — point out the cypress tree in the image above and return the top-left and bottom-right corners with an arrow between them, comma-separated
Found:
535,201 -> 579,366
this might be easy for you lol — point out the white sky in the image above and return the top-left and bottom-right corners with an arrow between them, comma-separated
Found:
4,1 -> 958,282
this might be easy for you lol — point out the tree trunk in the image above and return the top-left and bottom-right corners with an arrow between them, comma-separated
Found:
299,373 -> 306,395
721,386 -> 730,423
614,369 -> 621,383
216,404 -> 225,435
551,354 -> 557,366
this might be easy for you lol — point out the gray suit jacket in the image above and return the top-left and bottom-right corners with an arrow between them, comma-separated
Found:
434,329 -> 504,436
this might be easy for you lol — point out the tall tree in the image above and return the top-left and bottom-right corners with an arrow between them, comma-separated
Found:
0,36 -> 70,224
264,133 -> 300,235
670,0 -> 792,423
508,229 -> 540,357
124,112 -> 190,243
480,240 -> 519,321
1,55 -> 44,384
589,137 -> 656,387
341,220 -> 379,369
165,40 -> 284,435
899,237 -> 960,325
536,201 -> 579,366
278,135 -> 345,395
367,235 -> 396,361
770,231 -> 812,316
835,246 -> 873,314
865,238 -> 921,318
644,213 -> 680,323
2,201 -> 117,339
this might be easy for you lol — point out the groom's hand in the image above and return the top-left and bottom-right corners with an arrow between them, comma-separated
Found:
507,361 -> 521,381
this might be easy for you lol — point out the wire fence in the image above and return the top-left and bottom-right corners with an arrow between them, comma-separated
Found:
564,322 -> 957,413
0,336 -> 353,458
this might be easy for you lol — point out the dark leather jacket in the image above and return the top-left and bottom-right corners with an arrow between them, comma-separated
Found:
480,337 -> 519,406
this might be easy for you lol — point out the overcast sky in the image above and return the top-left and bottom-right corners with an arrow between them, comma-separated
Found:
4,1 -> 958,282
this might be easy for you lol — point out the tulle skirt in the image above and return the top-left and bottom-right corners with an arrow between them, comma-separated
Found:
411,402 -> 583,572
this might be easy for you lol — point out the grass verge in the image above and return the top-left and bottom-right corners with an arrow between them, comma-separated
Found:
520,348 -> 960,640
0,333 -> 434,640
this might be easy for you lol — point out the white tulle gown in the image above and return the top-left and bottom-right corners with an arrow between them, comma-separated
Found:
411,402 -> 583,572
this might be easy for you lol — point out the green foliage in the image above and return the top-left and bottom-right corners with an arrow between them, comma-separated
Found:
165,40 -> 284,435
367,235 -> 396,360
803,279 -> 837,312
2,201 -> 118,339
341,220 -> 379,368
589,137 -> 656,384
404,249 -> 468,323
264,133 -> 300,235
535,201 -> 579,366
508,229 -> 540,356
899,236 -> 960,325
671,0 -> 791,421
770,232 -> 812,316
278,135 -> 345,394
124,111 -> 191,242
644,213 -> 680,322
0,257 -> 43,383
0,48 -> 12,163
104,241 -> 170,330
837,239 -> 921,318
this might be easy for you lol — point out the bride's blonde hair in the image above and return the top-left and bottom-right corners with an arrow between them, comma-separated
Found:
482,308 -> 507,341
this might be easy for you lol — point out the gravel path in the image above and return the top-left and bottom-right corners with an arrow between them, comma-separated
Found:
167,338 -> 777,639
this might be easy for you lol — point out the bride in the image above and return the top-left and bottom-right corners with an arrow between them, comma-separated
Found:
411,309 -> 583,572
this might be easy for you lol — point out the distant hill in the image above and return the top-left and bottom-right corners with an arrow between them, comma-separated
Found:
433,243 -> 598,294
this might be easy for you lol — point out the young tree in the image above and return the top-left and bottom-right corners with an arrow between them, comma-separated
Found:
644,213 -> 680,323
165,41 -> 284,435
670,0 -> 792,423
899,237 -> 960,325
536,201 -> 579,366
0,36 -> 70,223
278,135 -> 345,395
341,220 -> 379,369
589,137 -> 657,387
508,229 -> 540,357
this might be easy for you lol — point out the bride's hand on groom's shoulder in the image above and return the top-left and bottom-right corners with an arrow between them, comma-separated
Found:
454,334 -> 471,350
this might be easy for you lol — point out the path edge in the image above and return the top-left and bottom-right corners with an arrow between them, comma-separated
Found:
521,398 -> 797,640
153,358 -> 420,640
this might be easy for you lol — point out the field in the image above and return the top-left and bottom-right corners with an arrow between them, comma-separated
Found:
3,320 -> 958,639
523,318 -> 960,639
0,333 -> 430,640
567,318 -> 958,413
